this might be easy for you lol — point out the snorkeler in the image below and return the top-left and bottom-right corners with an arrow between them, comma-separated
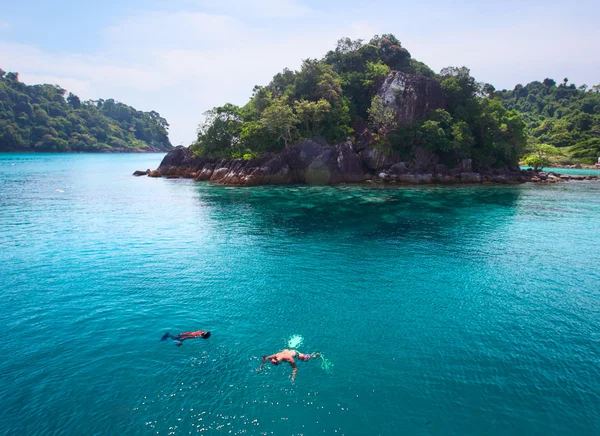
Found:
259,349 -> 321,381
160,330 -> 211,346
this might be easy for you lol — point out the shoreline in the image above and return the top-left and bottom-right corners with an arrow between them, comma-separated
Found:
518,161 -> 600,171
137,145 -> 599,186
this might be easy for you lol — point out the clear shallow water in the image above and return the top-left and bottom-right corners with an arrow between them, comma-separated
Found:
521,166 -> 600,176
1,153 -> 600,435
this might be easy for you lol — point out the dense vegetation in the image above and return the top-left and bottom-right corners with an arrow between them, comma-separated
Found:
0,69 -> 172,152
191,34 -> 527,171
497,80 -> 600,164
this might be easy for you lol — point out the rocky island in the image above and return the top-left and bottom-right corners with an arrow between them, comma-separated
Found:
140,34 -> 599,185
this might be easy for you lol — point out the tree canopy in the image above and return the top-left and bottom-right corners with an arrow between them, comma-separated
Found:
497,79 -> 600,164
0,69 -> 172,152
191,34 -> 527,171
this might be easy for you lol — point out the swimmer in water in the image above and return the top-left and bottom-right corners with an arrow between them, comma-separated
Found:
160,330 -> 211,346
259,349 -> 321,381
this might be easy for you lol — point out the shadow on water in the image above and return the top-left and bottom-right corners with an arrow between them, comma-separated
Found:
192,183 -> 522,241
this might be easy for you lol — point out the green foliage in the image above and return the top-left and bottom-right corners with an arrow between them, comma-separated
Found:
367,95 -> 397,137
190,35 -> 526,170
523,154 -> 549,171
323,36 -> 415,122
418,110 -> 453,153
411,60 -> 435,78
522,143 -> 561,171
570,138 -> 600,164
383,68 -> 527,169
294,99 -> 332,136
192,53 -> 355,157
260,98 -> 298,147
0,71 -> 172,152
497,79 -> 600,163
362,61 -> 390,88
191,104 -> 243,157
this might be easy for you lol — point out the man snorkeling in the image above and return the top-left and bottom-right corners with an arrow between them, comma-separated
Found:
259,349 -> 321,381
160,330 -> 211,346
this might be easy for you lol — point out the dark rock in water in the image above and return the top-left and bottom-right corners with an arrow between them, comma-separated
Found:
434,174 -> 458,184
133,170 -> 147,176
287,140 -> 325,174
305,147 -> 334,185
211,166 -> 231,182
301,141 -> 368,184
158,146 -> 193,174
460,172 -> 480,183
331,141 -> 368,183
354,129 -> 373,152
396,174 -> 419,184
150,143 -> 546,186
360,147 -> 393,171
460,159 -> 472,172
197,164 -> 215,181
413,147 -> 439,172
390,162 -> 408,175
377,71 -> 445,125
433,164 -> 449,175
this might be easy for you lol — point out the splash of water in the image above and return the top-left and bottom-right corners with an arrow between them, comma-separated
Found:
319,354 -> 334,374
287,334 -> 303,349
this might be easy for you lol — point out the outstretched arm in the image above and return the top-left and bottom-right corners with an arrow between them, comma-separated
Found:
260,355 -> 275,370
290,360 -> 297,381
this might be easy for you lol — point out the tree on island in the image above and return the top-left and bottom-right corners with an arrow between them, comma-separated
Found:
0,71 -> 172,152
523,143 -> 561,171
190,34 -> 527,171
497,78 -> 600,164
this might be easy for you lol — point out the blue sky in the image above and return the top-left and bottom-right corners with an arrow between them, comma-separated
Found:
1,0 -> 598,145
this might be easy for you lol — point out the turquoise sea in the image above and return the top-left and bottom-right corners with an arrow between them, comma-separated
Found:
521,166 -> 600,176
1,153 -> 600,435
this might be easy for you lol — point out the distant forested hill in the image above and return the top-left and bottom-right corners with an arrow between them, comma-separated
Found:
0,69 -> 172,152
497,80 -> 600,164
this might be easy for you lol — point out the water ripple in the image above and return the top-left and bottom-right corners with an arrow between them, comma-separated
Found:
1,154 -> 600,434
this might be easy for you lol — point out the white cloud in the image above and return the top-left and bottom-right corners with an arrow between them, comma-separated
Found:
168,0 -> 312,18
104,11 -> 241,50
228,0 -> 312,17
403,21 -> 600,90
0,42 -> 165,92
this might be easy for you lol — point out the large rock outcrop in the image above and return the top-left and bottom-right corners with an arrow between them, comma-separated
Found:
378,71 -> 445,125
146,139 -> 544,186
154,140 -> 370,186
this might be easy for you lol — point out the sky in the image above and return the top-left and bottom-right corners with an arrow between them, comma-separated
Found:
1,0 -> 599,146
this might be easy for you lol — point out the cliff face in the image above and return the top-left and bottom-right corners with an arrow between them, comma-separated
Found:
378,71 -> 445,125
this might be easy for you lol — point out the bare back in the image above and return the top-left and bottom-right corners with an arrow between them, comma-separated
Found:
273,349 -> 297,366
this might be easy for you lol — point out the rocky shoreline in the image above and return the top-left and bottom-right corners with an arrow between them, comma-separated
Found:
135,141 -> 598,186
